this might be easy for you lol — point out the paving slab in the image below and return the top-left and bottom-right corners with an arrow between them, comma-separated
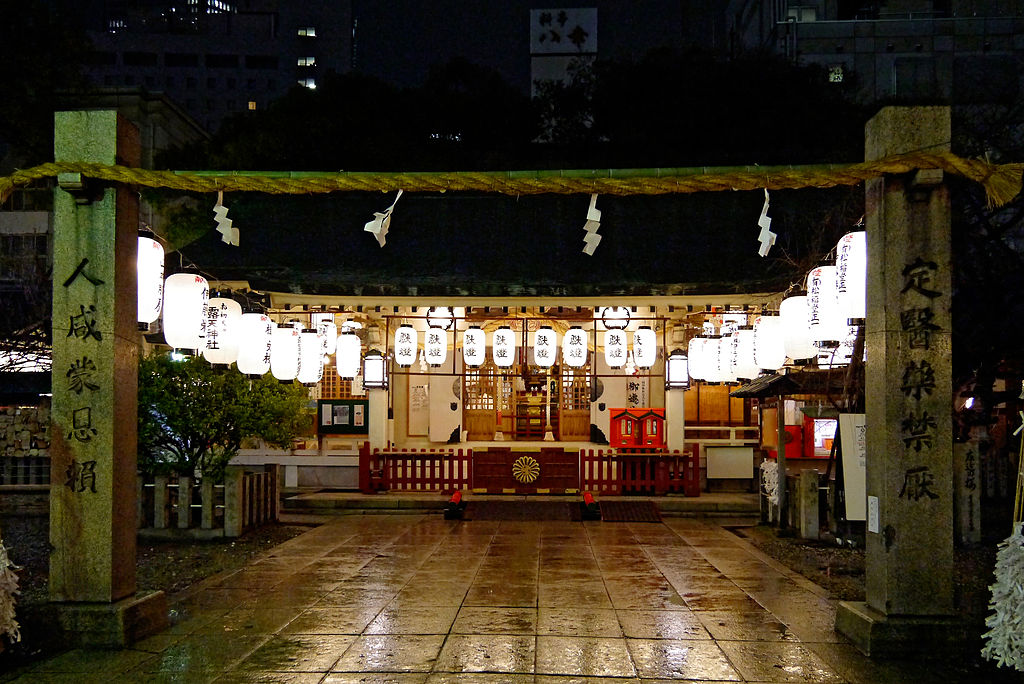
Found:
9,510 -> 1019,683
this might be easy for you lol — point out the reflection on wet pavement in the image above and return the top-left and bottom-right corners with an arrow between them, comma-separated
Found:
7,513 -> 1016,683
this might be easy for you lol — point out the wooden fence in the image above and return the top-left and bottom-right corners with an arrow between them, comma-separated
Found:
137,464 -> 279,539
359,444 -> 700,496
360,444 -> 473,494
0,455 -> 50,488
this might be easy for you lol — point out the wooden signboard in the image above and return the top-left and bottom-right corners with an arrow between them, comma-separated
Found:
318,399 -> 370,435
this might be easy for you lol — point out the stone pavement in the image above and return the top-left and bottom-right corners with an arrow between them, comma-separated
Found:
3,513 -> 1012,683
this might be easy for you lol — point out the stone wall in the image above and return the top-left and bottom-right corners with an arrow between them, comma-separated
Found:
0,402 -> 50,459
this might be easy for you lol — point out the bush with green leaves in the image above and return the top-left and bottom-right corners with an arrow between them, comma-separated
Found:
137,353 -> 311,481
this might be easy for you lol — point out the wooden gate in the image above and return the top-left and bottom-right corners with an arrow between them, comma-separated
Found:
559,365 -> 591,440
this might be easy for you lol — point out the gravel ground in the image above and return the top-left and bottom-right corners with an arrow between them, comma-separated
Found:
1,513 -> 307,665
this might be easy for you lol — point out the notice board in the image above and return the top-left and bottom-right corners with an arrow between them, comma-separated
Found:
839,413 -> 867,521
318,399 -> 369,435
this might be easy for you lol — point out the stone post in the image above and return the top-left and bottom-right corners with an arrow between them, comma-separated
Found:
798,469 -> 820,540
665,389 -> 685,453
49,110 -> 166,646
835,106 -> 961,656
223,465 -> 244,538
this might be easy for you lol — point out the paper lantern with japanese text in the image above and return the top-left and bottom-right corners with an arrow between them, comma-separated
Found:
311,313 -> 338,355
492,326 -> 516,368
137,235 -> 164,330
297,328 -> 324,385
632,326 -> 657,369
836,231 -> 867,323
202,296 -> 242,366
733,326 -> 760,380
424,326 -> 448,367
462,327 -> 485,368
687,336 -> 708,381
394,324 -> 418,367
163,273 -> 209,352
236,313 -> 273,377
533,326 -> 558,368
562,326 -> 588,368
604,329 -> 628,368
779,295 -> 818,360
807,266 -> 845,347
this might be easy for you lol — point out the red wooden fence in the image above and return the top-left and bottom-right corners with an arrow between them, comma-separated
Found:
359,443 -> 473,494
358,442 -> 699,497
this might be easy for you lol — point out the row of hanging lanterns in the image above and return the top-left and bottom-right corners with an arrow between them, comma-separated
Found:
393,323 -> 658,370
685,231 -> 866,385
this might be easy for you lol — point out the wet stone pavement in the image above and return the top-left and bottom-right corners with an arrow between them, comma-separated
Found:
4,514 -> 1001,682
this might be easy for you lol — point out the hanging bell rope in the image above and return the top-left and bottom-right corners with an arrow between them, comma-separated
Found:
1,150 -> 1021,208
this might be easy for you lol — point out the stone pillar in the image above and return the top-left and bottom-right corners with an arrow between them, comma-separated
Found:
665,389 -> 685,453
50,110 -> 167,647
798,469 -> 820,540
835,107 -> 961,656
369,388 -> 389,450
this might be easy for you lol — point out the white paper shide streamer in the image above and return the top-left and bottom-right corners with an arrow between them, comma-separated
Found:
756,188 -> 776,257
581,194 -> 602,255
364,189 -> 403,247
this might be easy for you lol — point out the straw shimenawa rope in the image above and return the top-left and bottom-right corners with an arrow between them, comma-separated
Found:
0,150 -> 1021,207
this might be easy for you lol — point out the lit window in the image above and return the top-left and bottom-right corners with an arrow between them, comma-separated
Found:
108,19 -> 126,33
297,57 -> 316,67
298,78 -> 316,89
297,27 -> 317,37
828,65 -> 844,83
248,101 -> 257,110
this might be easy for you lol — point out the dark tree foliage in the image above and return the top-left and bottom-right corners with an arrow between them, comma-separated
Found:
137,354 -> 311,481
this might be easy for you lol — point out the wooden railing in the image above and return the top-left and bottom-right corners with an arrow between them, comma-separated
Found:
0,455 -> 50,488
357,444 -> 700,497
360,444 -> 473,494
137,464 -> 279,539
581,447 -> 700,496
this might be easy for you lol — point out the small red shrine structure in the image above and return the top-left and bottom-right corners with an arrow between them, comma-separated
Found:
610,408 -> 666,449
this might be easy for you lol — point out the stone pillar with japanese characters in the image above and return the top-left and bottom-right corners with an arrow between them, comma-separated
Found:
50,110 -> 166,645
835,107 -> 961,656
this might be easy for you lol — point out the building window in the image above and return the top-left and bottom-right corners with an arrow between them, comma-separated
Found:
297,78 -> 316,89
245,55 -> 279,70
207,77 -> 217,88
145,76 -> 155,87
108,19 -> 126,33
186,77 -> 197,89
787,6 -> 817,22
165,76 -> 175,87
297,56 -> 316,67
297,27 -> 316,37
828,64 -> 845,83
248,101 -> 257,110
226,77 -> 236,89
166,53 -> 200,68
246,78 -> 256,88
124,75 -> 135,86
103,75 -> 114,86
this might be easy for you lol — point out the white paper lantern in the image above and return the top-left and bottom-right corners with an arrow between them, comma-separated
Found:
271,324 -> 300,381
604,329 -> 628,369
424,325 -> 448,367
633,326 -> 657,369
492,326 -> 516,368
752,314 -> 787,371
163,273 -> 209,352
137,235 -> 164,329
311,313 -> 338,355
297,328 -> 324,385
779,295 -> 818,361
533,326 -> 558,368
202,296 -> 242,366
733,326 -> 760,380
394,324 -> 418,368
718,333 -> 739,384
336,331 -> 361,379
807,266 -> 845,347
703,337 -> 724,383
563,326 -> 588,368
236,313 -> 273,376
836,231 -> 867,323
687,336 -> 708,381
462,327 -> 485,368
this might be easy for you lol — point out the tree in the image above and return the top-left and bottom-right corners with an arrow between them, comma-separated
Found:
137,354 -> 311,481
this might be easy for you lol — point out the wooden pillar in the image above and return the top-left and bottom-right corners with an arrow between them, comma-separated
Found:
835,106 -> 962,656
